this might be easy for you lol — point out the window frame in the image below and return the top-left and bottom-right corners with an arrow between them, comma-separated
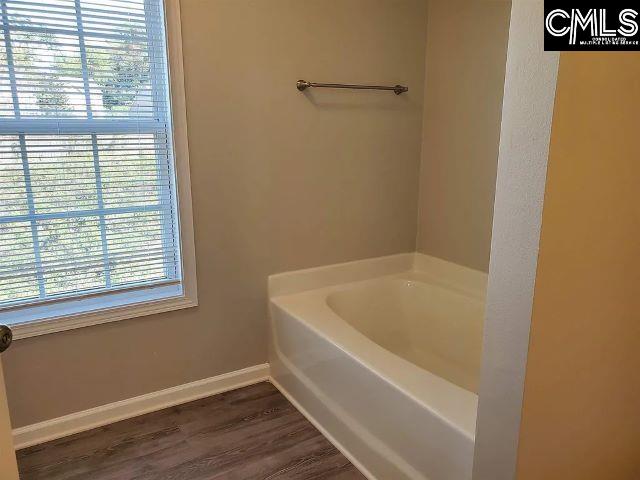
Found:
2,0 -> 197,339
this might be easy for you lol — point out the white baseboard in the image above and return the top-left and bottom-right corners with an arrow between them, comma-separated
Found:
13,363 -> 270,450
269,376 -> 377,480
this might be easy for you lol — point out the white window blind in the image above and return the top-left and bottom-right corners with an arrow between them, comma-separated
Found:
0,0 -> 182,309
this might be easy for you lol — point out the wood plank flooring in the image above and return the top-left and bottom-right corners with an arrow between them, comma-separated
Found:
17,382 -> 366,480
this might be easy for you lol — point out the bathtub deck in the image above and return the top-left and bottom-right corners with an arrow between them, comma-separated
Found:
16,382 -> 365,480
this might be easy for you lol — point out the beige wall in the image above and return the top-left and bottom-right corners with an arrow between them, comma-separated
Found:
516,53 -> 640,479
3,0 -> 428,428
417,0 -> 510,272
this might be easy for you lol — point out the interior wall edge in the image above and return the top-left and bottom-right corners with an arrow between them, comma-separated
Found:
472,0 -> 559,478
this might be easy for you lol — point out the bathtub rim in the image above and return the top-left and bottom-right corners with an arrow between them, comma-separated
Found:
269,252 -> 487,299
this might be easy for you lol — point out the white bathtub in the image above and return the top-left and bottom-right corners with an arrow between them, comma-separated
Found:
268,253 -> 487,480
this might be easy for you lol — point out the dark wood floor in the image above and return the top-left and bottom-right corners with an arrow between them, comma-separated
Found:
17,382 -> 365,480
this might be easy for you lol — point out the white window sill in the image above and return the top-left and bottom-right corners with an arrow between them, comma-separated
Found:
3,284 -> 198,340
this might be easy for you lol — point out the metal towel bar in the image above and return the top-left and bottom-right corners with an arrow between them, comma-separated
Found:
296,80 -> 408,95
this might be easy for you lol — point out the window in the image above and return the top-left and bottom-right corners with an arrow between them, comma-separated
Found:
0,0 -> 196,336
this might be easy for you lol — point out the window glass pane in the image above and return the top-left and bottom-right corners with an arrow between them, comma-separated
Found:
5,0 -> 77,32
106,211 -> 167,286
99,133 -> 165,208
38,216 -> 105,295
27,135 -> 98,214
82,6 -> 148,37
0,29 -> 14,116
85,33 -> 153,119
10,31 -> 85,117
0,221 -> 39,303
0,135 -> 28,217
